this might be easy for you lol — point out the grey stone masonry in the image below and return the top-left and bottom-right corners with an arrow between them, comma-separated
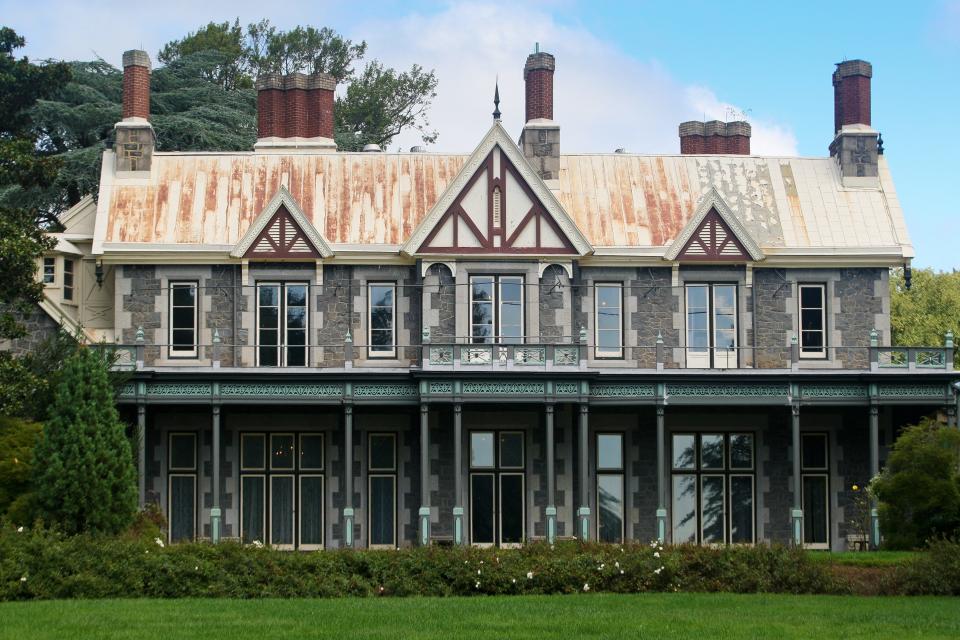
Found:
0,304 -> 61,356
539,265 -> 570,343
753,269 -> 792,369
424,264 -> 456,341
121,265 -> 161,364
203,266 -> 245,367
519,124 -> 560,180
629,268 -> 676,368
315,265 -> 356,367
762,410 -> 792,544
834,268 -> 885,368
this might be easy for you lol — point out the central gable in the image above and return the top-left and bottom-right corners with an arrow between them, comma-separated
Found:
231,186 -> 333,259
403,123 -> 591,256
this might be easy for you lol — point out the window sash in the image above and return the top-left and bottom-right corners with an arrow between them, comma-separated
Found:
168,474 -> 196,543
169,281 -> 198,358
168,432 -> 197,471
798,284 -> 827,358
240,475 -> 266,544
368,282 -> 396,358
298,475 -> 325,550
469,275 -> 524,344
594,283 -> 623,358
269,474 -> 295,549
597,433 -> 624,471
368,433 -> 397,472
802,474 -> 830,547
597,473 -> 624,543
256,282 -> 309,367
685,284 -> 738,368
42,258 -> 55,284
63,259 -> 74,301
368,474 -> 397,548
801,432 -> 829,471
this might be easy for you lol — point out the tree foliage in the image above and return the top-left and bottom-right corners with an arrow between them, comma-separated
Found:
890,267 -> 960,348
0,415 -> 42,524
871,418 -> 960,549
33,347 -> 137,535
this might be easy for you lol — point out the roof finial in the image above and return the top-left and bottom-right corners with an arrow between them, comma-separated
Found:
535,42 -> 540,54
493,78 -> 501,121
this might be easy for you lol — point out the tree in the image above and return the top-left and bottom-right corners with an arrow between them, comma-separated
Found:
158,19 -> 250,90
890,268 -> 960,348
0,415 -> 42,524
33,347 -> 137,535
870,418 -> 960,549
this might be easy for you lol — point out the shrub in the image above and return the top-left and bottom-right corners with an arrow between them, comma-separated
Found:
870,418 -> 960,549
32,347 -> 137,535
0,415 -> 42,523
883,538 -> 960,595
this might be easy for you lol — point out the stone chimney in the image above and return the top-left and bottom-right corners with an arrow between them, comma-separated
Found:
679,120 -> 751,154
829,60 -> 878,186
255,72 -> 337,152
114,49 -> 155,173
519,48 -> 560,182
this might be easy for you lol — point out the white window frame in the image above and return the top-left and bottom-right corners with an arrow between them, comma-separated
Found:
42,257 -> 55,285
367,282 -> 396,359
685,284 -> 738,368
63,258 -> 75,302
168,281 -> 199,359
255,282 -> 309,367
469,275 -> 525,344
798,284 -> 827,359
594,283 -> 624,358
368,432 -> 397,549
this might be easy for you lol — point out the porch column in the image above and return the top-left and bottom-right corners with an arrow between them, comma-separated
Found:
343,405 -> 355,548
577,403 -> 590,540
419,403 -> 431,546
453,403 -> 464,544
656,405 -> 667,543
545,403 -> 557,544
869,404 -> 880,548
136,403 -> 146,507
791,403 -> 803,546
210,404 -> 221,543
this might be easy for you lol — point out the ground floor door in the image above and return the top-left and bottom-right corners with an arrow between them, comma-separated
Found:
469,431 -> 525,546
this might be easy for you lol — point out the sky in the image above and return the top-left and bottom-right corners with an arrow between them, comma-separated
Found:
4,0 -> 959,269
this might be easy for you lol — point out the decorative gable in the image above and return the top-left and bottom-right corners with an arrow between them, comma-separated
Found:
665,188 -> 764,262
231,186 -> 332,259
403,122 -> 592,256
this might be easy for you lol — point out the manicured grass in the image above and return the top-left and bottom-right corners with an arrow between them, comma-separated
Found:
2,594 -> 959,640
807,550 -> 921,566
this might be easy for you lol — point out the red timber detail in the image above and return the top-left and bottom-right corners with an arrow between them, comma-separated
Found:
420,148 -> 577,255
677,208 -> 749,262
244,205 -> 321,259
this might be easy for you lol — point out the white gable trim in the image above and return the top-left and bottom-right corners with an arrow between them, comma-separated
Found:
230,186 -> 333,258
401,122 -> 592,256
664,187 -> 765,261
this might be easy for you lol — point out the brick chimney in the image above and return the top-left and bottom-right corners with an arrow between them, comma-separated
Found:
679,120 -> 751,155
829,59 -> 878,186
519,47 -> 560,182
255,72 -> 337,152
114,49 -> 155,173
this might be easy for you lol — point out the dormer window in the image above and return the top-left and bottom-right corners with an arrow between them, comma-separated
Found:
42,257 -> 55,285
63,259 -> 75,301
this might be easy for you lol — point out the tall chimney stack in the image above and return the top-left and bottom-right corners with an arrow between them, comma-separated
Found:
519,47 -> 560,182
829,59 -> 878,186
114,49 -> 155,173
255,73 -> 337,152
679,120 -> 751,155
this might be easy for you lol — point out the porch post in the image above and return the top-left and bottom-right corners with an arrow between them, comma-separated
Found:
545,403 -> 557,544
453,403 -> 464,544
577,403 -> 590,540
137,403 -> 146,507
419,403 -> 431,546
343,405 -> 355,548
656,405 -> 667,543
791,403 -> 803,546
869,404 -> 880,548
210,404 -> 221,543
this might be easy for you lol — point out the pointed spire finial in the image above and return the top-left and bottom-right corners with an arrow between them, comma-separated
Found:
493,79 -> 501,121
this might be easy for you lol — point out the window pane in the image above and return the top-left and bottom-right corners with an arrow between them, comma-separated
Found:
259,285 -> 279,307
597,434 -> 623,470
687,285 -> 708,309
258,343 -> 278,367
370,285 -> 393,308
672,435 -> 696,470
271,434 -> 295,470
803,476 -> 829,544
470,432 -> 495,468
801,331 -> 824,351
700,434 -> 725,470
500,278 -> 522,303
300,434 -> 323,470
371,308 -> 392,331
730,475 -> 754,544
287,329 -> 306,346
499,432 -> 524,468
500,474 -> 524,544
369,434 -> 396,471
729,434 -> 754,469
270,476 -> 294,545
242,434 -> 265,470
259,307 -> 279,329
500,301 -> 522,330
801,434 -> 828,470
800,286 -> 823,309
172,285 -> 195,307
701,475 -> 725,544
286,285 -> 307,307
598,474 -> 624,543
672,474 -> 697,543
471,474 -> 494,544
801,308 -> 823,331
598,329 -> 621,352
687,309 -> 708,332
286,306 -> 306,329
370,476 -> 395,546
172,307 -> 195,330
169,476 -> 195,543
300,476 -> 324,546
241,476 -> 265,543
471,278 -> 493,302
169,433 -> 196,470
714,285 -> 736,311
171,329 -> 195,349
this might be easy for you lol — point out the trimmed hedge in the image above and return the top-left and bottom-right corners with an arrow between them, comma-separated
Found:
0,525 -> 845,600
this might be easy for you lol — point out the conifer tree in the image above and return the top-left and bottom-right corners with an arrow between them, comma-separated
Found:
33,347 -> 137,535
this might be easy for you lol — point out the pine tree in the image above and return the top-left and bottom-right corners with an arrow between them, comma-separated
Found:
33,347 -> 137,535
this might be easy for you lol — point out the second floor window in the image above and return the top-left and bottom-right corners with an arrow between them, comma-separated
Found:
368,283 -> 396,358
470,275 -> 523,344
169,281 -> 198,358
686,284 -> 737,368
595,283 -> 623,358
257,282 -> 308,367
63,259 -> 75,301
42,257 -> 55,284
799,284 -> 826,358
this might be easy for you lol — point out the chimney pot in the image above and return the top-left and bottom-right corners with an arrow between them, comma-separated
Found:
679,120 -> 750,155
255,72 -> 337,148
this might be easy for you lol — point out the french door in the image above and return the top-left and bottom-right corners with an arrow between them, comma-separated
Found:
801,433 -> 830,549
686,284 -> 738,368
256,282 -> 308,366
469,431 -> 525,547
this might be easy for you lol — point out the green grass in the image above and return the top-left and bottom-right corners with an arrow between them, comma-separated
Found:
1,594 -> 959,639
807,551 -> 921,566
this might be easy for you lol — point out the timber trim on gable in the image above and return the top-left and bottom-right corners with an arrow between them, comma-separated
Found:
664,187 -> 764,262
230,186 -> 333,259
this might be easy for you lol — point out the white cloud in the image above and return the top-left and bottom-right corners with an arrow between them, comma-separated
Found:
684,86 -> 798,156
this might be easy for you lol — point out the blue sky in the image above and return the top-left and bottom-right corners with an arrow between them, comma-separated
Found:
5,0 -> 958,269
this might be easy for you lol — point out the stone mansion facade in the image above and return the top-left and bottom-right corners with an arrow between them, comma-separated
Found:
20,48 -> 959,551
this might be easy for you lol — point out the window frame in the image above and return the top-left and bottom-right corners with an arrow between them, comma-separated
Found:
367,282 -> 397,359
596,432 -> 625,543
469,275 -> 525,344
62,258 -> 75,301
594,282 -> 624,359
367,432 -> 398,549
42,257 -> 56,285
684,283 -> 739,368
798,283 -> 827,359
168,281 -> 199,359
167,432 -> 197,544
801,432 -> 830,549
255,281 -> 310,367
469,429 -> 526,547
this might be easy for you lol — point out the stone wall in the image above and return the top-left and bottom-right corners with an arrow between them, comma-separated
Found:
753,269 -> 791,368
834,268 -> 885,368
629,268 -> 676,368
0,304 -> 62,356
538,265 -> 570,343
423,264 -> 456,341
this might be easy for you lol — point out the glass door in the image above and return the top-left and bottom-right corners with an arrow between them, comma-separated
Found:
801,433 -> 830,549
685,284 -> 738,368
470,431 -> 525,546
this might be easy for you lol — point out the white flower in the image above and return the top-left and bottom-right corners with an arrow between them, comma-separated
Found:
194,566 -> 199,571
16,526 -> 23,533
526,571 -> 534,580
653,551 -> 660,558
658,546 -> 664,552
649,540 -> 658,548
252,540 -> 263,548
583,583 -> 590,592
479,560 -> 484,565
477,569 -> 481,575
20,576 -> 27,583
512,578 -> 517,584
654,567 -> 662,575
615,561 -> 620,568
154,537 -> 165,548
620,569 -> 625,575
475,581 -> 480,589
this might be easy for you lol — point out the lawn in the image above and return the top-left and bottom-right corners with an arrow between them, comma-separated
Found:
2,594 -> 959,640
